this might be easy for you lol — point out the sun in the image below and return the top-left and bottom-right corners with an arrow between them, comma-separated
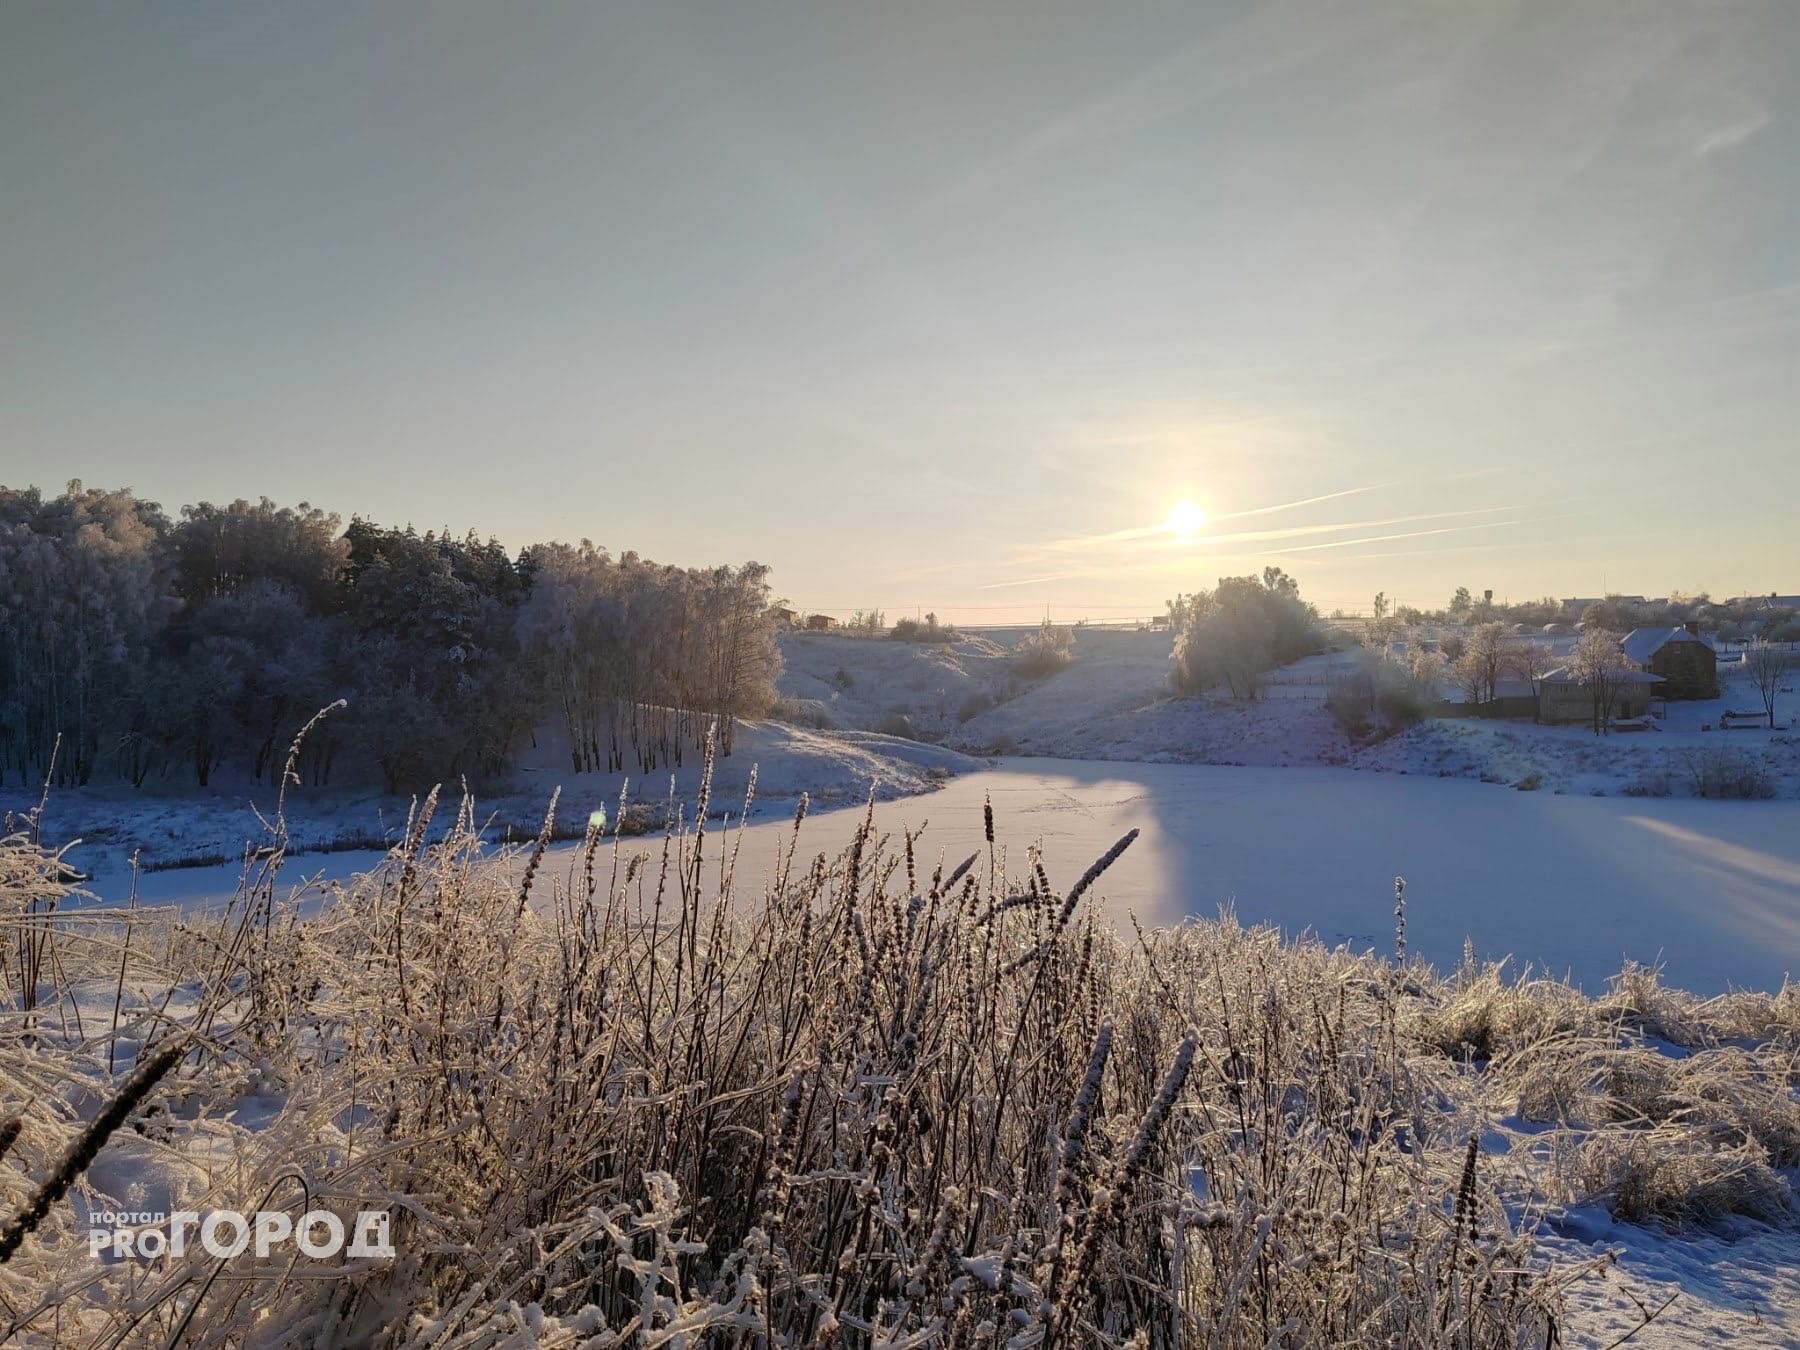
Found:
1165,498 -> 1207,539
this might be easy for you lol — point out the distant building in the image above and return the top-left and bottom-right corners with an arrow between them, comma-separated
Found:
1620,624 -> 1718,699
802,612 -> 838,631
1728,594 -> 1800,611
1538,667 -> 1662,725
1561,595 -> 1646,616
768,606 -> 801,627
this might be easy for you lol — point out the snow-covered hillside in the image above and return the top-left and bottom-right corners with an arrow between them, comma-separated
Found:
775,630 -> 1800,798
773,629 -> 1021,736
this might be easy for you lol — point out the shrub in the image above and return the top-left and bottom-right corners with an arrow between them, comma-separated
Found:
1012,619 -> 1073,678
875,710 -> 917,738
1326,648 -> 1437,739
1680,747 -> 1776,799
957,690 -> 995,723
1169,572 -> 1323,698
769,696 -> 833,730
1566,1128 -> 1792,1227
890,613 -> 955,643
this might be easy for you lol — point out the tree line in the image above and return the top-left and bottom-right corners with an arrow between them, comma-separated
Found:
0,483 -> 781,792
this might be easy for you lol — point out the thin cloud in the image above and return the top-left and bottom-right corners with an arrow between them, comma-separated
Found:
1696,109 -> 1771,156
1267,518 -> 1544,555
978,571 -> 1088,591
1036,503 -> 1534,558
1207,483 -> 1392,522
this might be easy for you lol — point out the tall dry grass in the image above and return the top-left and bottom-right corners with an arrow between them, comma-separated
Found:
0,749 -> 1794,1345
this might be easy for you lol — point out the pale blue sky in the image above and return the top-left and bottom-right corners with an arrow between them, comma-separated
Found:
3,2 -> 1796,619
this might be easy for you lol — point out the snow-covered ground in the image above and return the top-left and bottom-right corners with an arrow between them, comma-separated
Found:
1541,1201 -> 1800,1346
69,757 -> 1800,996
783,629 -> 1799,797
46,754 -> 1800,1345
783,628 -> 1361,765
775,628 -> 1021,737
17,629 -> 1792,887
5,718 -> 981,887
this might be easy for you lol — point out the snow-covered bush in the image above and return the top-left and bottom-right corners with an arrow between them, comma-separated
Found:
890,612 -> 955,643
1011,619 -> 1073,678
1326,647 -> 1439,739
1170,571 -> 1323,699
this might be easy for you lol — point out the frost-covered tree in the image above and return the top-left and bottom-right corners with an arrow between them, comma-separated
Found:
167,498 -> 346,610
338,521 -> 534,785
1506,639 -> 1556,721
1171,573 -> 1322,699
0,481 -> 784,792
516,541 -> 624,772
0,483 -> 170,785
1449,622 -> 1508,706
1569,627 -> 1629,735
516,545 -> 781,772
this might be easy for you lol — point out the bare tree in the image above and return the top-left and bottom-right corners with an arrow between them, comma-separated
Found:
1743,638 -> 1789,729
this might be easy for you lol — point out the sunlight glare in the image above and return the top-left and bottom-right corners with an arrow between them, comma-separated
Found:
1165,498 -> 1207,539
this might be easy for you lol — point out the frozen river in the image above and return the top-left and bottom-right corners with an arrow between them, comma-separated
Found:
91,758 -> 1800,994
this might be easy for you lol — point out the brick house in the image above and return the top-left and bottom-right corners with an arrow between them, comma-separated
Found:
1621,624 -> 1718,699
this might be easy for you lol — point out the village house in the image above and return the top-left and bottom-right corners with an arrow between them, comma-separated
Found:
1537,666 -> 1663,725
1621,623 -> 1718,699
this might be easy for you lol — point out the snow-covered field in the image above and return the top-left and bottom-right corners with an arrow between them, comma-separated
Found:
780,629 -> 1800,795
68,757 -> 1800,997
13,635 -> 1800,1346
22,757 -> 1800,1347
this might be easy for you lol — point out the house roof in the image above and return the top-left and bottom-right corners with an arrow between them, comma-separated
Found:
1541,666 -> 1664,686
1621,626 -> 1715,665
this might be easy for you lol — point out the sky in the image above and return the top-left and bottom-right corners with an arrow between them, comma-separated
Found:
3,2 -> 1797,621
